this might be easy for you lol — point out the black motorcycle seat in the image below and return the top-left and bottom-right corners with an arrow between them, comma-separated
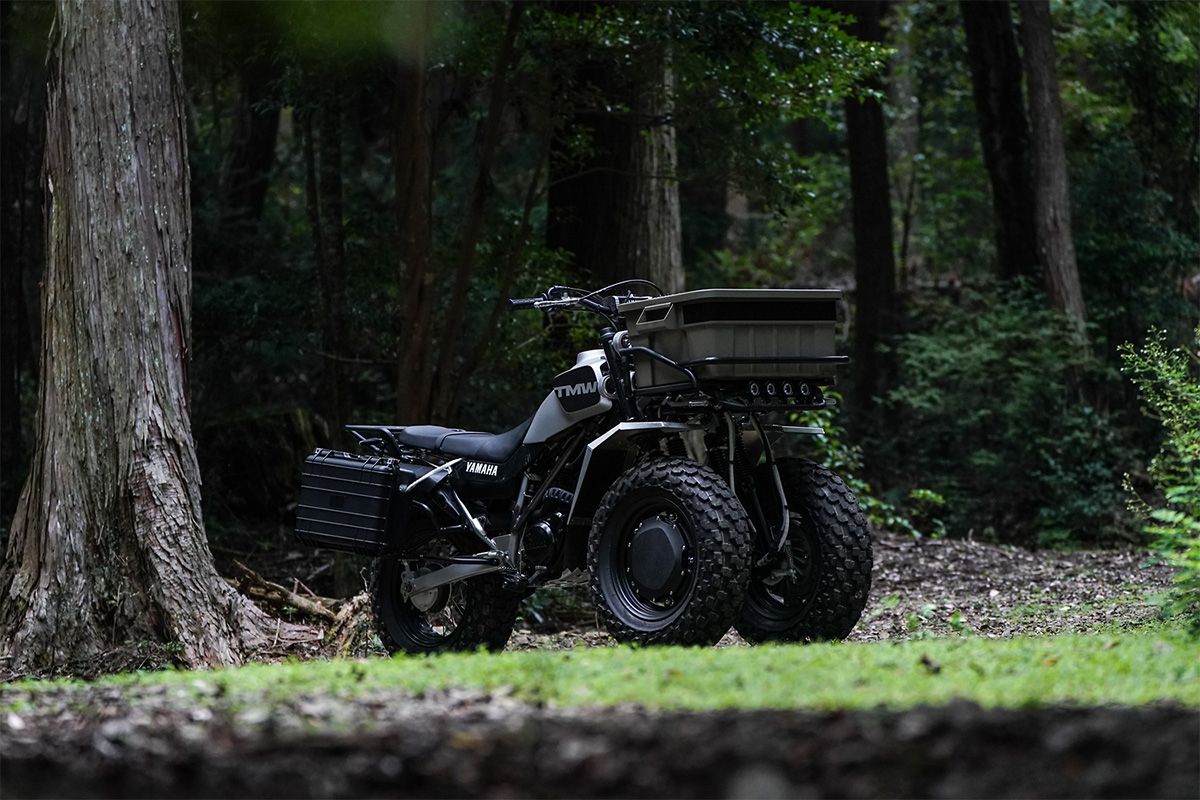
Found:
394,416 -> 533,462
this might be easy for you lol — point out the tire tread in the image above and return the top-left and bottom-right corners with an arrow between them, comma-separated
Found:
588,456 -> 753,646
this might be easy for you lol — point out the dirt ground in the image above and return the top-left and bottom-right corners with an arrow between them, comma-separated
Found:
508,530 -> 1174,650
3,532 -> 1189,799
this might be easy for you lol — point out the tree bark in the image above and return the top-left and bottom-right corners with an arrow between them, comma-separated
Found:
960,0 -> 1036,283
0,0 -> 307,672
841,1 -> 898,412
617,48 -> 684,295
1017,0 -> 1088,346
393,17 -> 437,424
547,44 -> 684,295
960,0 -> 1038,281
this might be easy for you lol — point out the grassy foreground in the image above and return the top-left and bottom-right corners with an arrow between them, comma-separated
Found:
6,628 -> 1198,712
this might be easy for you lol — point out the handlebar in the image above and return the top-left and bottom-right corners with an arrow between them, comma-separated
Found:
507,280 -> 665,322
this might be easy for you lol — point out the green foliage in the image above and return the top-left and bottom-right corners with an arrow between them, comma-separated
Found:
534,2 -> 888,209
10,628 -> 1198,712
884,286 -> 1133,546
886,0 -> 995,280
790,394 -> 934,538
695,151 -> 852,289
1121,329 -> 1200,631
1072,137 -> 1199,360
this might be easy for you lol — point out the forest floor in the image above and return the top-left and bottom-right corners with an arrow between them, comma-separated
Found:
506,530 -> 1175,650
4,532 -> 1197,799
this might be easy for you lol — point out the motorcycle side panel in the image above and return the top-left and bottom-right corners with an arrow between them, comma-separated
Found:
523,350 -> 613,444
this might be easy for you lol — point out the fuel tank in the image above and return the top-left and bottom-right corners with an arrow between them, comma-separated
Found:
523,350 -> 614,444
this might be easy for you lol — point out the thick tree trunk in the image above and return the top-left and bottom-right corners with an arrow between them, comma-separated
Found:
1017,0 -> 1088,346
617,49 -> 684,295
393,7 -> 437,424
547,46 -> 684,295
961,0 -> 1038,281
841,1 -> 898,412
0,0 -> 307,672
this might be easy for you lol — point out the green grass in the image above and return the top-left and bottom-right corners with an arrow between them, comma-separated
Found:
6,628 -> 1198,712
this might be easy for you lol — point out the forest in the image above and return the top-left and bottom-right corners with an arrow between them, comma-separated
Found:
1,0 -> 1198,797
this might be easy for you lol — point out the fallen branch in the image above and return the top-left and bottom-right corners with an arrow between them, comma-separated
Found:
231,560 -> 339,624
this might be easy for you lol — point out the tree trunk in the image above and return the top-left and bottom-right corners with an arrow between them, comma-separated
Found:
547,45 -> 684,295
0,0 -> 307,672
303,94 -> 349,438
841,1 -> 898,412
960,0 -> 1038,281
218,62 -> 280,240
303,90 -> 359,599
1017,0 -> 1088,346
617,48 -> 684,295
546,60 -> 628,286
430,0 -> 525,422
393,20 -> 437,424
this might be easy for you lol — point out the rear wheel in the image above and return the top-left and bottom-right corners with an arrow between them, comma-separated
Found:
735,459 -> 872,643
371,536 -> 520,654
588,457 -> 752,646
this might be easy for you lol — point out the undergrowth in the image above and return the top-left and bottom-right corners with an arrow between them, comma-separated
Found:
1122,327 -> 1200,632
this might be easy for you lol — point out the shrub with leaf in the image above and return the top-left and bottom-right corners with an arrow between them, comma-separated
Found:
882,285 -> 1133,546
791,393 -> 941,539
1121,328 -> 1200,631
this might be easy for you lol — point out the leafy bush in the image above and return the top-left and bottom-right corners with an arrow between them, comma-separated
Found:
791,394 -> 940,539
882,286 -> 1133,546
1121,328 -> 1200,631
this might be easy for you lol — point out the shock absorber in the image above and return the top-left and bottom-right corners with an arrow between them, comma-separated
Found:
733,429 -> 754,486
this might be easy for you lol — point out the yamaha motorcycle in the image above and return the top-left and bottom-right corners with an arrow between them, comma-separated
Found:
294,281 -> 872,653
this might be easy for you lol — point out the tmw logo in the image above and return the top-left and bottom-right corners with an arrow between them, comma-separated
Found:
555,381 -> 597,398
464,461 -> 499,477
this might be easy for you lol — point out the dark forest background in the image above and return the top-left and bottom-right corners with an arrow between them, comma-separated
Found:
2,0 -> 1197,585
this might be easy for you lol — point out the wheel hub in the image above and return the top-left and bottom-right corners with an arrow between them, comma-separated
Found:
627,515 -> 688,600
405,566 -> 449,613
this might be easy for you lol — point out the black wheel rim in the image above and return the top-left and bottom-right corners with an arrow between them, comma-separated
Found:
598,489 -> 698,629
744,513 -> 821,628
382,537 -> 469,649
394,569 -> 468,647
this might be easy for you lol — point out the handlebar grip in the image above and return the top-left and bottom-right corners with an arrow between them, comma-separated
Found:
508,297 -> 540,310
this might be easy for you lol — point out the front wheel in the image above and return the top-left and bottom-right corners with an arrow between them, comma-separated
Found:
735,459 -> 872,643
588,457 -> 752,646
